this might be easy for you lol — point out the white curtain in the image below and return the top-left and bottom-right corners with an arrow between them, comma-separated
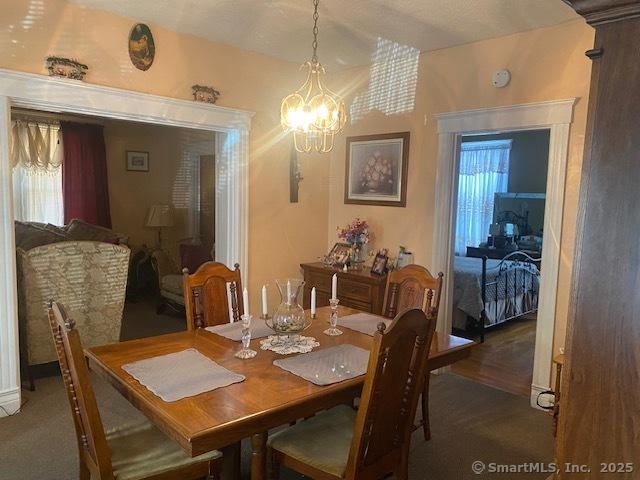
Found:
10,120 -> 64,225
455,139 -> 511,256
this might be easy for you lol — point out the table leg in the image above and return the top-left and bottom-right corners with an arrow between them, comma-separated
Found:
221,441 -> 241,480
251,432 -> 268,480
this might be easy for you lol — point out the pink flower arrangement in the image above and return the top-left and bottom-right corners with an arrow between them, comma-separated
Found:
338,218 -> 370,245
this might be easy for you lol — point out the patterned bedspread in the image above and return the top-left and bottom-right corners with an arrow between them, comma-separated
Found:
453,256 -> 540,323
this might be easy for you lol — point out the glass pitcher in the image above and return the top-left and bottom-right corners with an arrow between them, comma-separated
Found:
266,279 -> 311,336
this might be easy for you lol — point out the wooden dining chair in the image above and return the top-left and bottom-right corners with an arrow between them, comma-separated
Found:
47,301 -> 222,480
268,308 -> 437,480
382,264 -> 443,318
382,264 -> 443,441
183,261 -> 244,330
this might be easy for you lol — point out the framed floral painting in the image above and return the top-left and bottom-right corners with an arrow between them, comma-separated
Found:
344,132 -> 410,207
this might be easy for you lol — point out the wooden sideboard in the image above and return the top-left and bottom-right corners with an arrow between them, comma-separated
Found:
300,262 -> 387,314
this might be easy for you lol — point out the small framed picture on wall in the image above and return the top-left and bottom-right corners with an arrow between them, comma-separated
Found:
126,151 -> 149,172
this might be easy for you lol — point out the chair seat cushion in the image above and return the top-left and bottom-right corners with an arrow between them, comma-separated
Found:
107,421 -> 221,480
268,405 -> 356,478
160,274 -> 183,296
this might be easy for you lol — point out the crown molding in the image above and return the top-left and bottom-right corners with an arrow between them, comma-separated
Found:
0,69 -> 254,131
563,0 -> 640,25
434,98 -> 577,133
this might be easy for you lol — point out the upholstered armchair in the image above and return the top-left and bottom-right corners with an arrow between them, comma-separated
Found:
151,249 -> 184,309
17,241 -> 130,375
151,243 -> 213,312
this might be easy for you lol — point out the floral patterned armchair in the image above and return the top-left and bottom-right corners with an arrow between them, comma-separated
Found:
17,241 -> 130,374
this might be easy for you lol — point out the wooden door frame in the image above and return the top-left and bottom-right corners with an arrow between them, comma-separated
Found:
0,69 -> 253,416
431,98 -> 576,408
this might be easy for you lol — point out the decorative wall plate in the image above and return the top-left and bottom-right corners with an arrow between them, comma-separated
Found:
45,57 -> 88,80
192,85 -> 220,104
129,23 -> 155,71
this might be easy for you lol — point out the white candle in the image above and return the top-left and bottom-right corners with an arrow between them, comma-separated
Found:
243,287 -> 250,317
331,273 -> 338,301
311,287 -> 316,315
261,285 -> 268,317
287,280 -> 292,305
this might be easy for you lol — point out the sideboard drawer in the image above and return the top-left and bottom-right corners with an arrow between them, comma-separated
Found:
339,279 -> 371,302
306,271 -> 332,293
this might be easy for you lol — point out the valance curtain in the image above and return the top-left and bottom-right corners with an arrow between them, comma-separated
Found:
455,140 -> 511,256
10,120 -> 64,225
61,122 -> 112,228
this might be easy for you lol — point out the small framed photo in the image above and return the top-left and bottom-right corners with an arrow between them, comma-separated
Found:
328,242 -> 352,267
345,132 -> 410,207
371,253 -> 389,275
126,151 -> 149,172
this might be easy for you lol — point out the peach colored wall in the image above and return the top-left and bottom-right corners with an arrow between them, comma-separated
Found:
0,0 -> 330,308
327,20 -> 594,356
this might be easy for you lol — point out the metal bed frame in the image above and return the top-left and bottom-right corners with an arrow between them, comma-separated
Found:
477,250 -> 542,342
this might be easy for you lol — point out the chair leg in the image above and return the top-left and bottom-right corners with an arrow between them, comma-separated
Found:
206,459 -> 221,480
269,448 -> 281,480
79,461 -> 90,480
397,450 -> 409,480
421,373 -> 431,441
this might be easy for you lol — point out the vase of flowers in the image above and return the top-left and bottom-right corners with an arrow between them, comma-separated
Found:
338,218 -> 370,264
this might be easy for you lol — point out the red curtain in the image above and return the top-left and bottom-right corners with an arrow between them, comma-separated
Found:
61,122 -> 112,228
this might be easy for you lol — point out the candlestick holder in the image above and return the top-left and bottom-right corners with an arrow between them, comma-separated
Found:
259,313 -> 271,320
235,314 -> 257,359
311,312 -> 317,319
323,299 -> 343,336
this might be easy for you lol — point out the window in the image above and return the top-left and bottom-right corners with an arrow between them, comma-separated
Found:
455,139 -> 511,256
10,120 -> 64,225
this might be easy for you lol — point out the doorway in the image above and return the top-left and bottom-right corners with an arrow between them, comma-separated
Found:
0,69 -> 251,415
431,99 -> 575,407
450,129 -> 550,397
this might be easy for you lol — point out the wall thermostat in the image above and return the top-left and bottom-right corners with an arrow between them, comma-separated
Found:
492,69 -> 511,88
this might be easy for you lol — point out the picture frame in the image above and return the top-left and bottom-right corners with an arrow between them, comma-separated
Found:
344,132 -> 410,207
126,151 -> 149,172
327,242 -> 352,267
370,252 -> 389,275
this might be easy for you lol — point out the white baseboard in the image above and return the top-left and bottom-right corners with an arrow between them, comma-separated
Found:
530,383 -> 553,411
0,387 -> 21,417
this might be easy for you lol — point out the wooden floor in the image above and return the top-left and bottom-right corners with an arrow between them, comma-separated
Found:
451,315 -> 536,397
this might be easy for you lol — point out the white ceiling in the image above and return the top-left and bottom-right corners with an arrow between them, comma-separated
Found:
67,0 -> 579,69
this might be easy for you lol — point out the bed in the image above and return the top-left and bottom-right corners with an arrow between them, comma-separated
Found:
453,251 -> 541,341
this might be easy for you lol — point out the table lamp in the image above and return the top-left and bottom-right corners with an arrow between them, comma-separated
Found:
145,204 -> 174,250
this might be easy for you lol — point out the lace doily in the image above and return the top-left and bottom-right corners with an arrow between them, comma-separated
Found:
260,335 -> 320,355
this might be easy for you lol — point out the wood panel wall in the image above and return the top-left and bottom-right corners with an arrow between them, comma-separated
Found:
558,1 -> 640,478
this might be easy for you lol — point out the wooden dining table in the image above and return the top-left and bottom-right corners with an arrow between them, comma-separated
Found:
86,306 -> 475,480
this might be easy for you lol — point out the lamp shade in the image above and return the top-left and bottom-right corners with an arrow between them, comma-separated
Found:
145,204 -> 174,228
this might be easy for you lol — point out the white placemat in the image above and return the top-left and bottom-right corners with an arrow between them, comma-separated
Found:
338,312 -> 391,336
273,344 -> 370,386
205,319 -> 273,341
122,348 -> 245,402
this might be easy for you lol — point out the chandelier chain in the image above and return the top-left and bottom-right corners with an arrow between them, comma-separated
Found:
311,0 -> 319,64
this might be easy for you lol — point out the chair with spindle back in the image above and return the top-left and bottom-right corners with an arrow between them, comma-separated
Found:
183,261 -> 244,330
382,264 -> 443,441
47,301 -> 222,480
268,308 -> 437,480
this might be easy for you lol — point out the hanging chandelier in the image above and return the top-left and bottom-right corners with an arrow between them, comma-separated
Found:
281,0 -> 346,153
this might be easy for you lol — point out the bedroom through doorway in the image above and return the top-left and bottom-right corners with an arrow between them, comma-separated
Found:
450,129 -> 550,397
